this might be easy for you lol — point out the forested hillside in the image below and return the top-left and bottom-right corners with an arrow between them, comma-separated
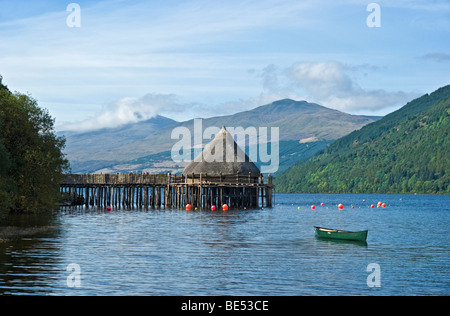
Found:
275,85 -> 450,194
0,76 -> 69,213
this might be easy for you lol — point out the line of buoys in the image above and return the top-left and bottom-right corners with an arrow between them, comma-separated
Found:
183,204 -> 234,211
184,204 -> 232,211
294,200 -> 389,211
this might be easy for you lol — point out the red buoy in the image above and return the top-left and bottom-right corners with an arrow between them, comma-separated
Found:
381,203 -> 386,207
211,205 -> 216,211
186,204 -> 192,211
311,205 -> 316,210
371,204 -> 375,208
338,204 -> 344,210
320,202 -> 324,206
222,204 -> 229,211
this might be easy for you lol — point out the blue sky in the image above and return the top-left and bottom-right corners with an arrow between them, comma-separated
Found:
0,0 -> 449,131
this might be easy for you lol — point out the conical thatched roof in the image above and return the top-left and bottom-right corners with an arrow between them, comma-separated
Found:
182,126 -> 261,176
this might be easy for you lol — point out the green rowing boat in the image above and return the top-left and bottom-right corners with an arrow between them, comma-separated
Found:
314,226 -> 368,242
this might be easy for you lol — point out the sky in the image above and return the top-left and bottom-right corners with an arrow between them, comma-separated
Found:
0,0 -> 449,132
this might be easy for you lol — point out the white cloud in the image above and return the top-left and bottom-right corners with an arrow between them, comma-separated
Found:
61,93 -> 183,132
259,61 -> 419,114
290,62 -> 356,100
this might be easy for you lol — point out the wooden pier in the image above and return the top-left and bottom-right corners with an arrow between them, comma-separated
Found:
61,126 -> 275,210
60,173 -> 273,210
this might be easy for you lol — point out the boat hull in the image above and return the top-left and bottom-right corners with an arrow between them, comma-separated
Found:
314,226 -> 368,242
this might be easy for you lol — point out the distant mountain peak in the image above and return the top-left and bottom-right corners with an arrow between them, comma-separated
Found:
271,99 -> 310,105
272,98 -> 298,103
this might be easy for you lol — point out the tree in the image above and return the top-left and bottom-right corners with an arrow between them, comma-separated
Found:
0,129 -> 14,214
0,76 -> 70,212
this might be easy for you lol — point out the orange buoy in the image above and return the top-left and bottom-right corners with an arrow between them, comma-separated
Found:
338,204 -> 344,209
381,203 -> 386,207
186,204 -> 192,211
311,205 -> 316,210
222,204 -> 229,211
211,205 -> 216,211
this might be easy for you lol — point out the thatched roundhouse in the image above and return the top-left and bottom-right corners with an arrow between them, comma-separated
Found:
183,126 -> 261,178
176,126 -> 272,209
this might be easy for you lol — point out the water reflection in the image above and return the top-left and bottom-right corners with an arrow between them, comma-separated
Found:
0,213 -> 63,295
315,236 -> 368,247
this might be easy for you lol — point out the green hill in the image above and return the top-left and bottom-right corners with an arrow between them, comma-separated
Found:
274,85 -> 450,194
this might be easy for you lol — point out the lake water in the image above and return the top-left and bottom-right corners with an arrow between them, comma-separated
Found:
0,193 -> 449,296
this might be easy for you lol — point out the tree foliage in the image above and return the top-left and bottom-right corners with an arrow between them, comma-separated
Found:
0,75 -> 70,213
275,85 -> 450,194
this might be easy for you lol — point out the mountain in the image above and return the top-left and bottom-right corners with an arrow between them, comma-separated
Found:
62,115 -> 178,172
274,85 -> 450,194
62,115 -> 177,154
61,99 -> 380,174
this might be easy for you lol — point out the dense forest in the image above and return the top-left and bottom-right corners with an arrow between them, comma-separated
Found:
274,85 -> 450,194
0,76 -> 69,214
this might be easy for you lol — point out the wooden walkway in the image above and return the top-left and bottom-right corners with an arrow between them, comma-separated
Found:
60,173 -> 273,210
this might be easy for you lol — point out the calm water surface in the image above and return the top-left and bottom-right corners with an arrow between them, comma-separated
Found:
0,193 -> 449,295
